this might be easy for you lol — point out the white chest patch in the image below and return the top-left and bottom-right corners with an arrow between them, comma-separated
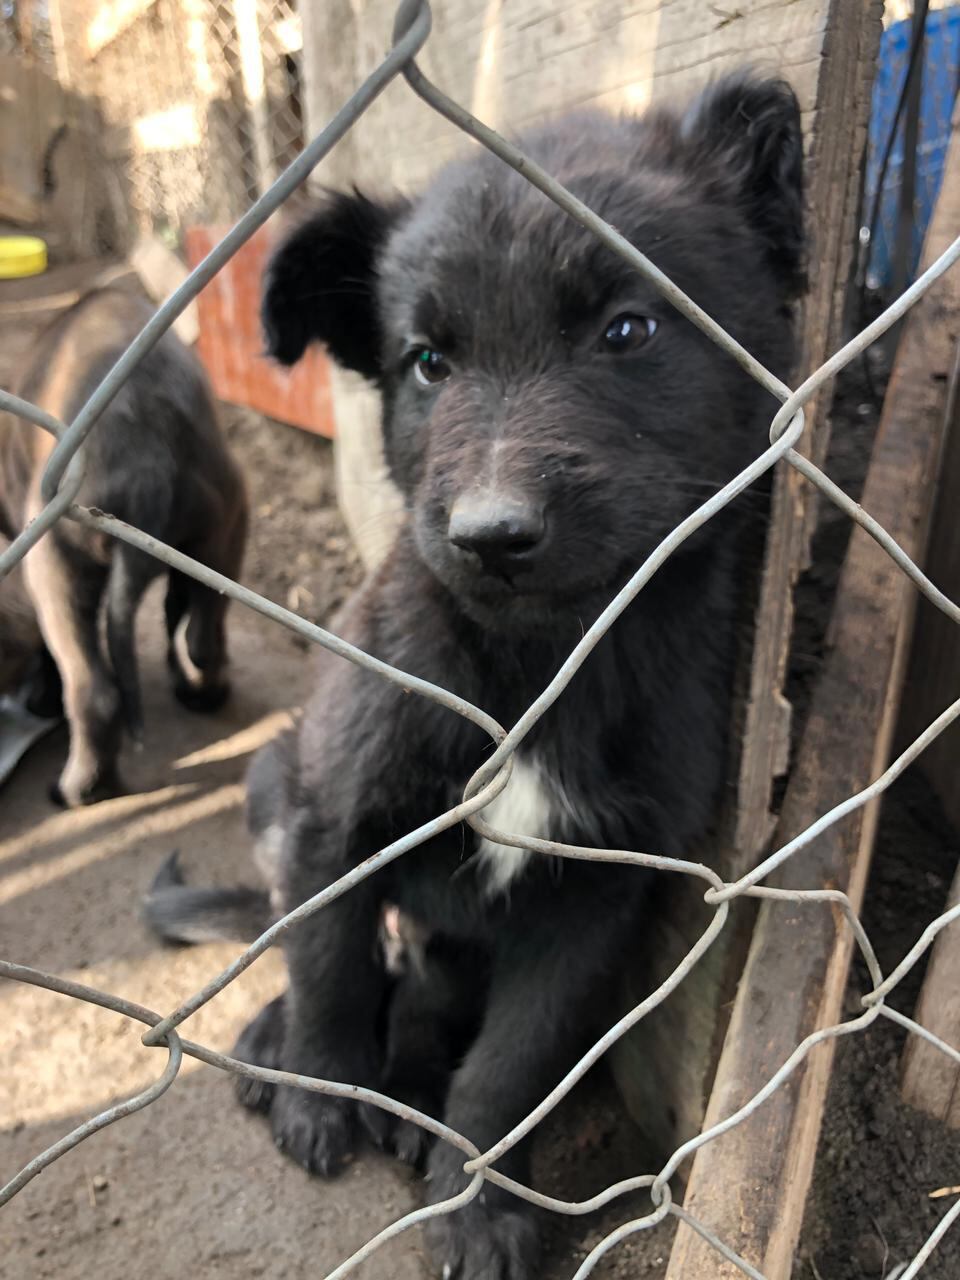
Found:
476,755 -> 558,897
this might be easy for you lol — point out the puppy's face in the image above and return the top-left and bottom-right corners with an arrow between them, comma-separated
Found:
263,75 -> 805,629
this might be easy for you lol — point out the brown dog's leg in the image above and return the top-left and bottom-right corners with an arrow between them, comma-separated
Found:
106,543 -> 162,742
0,549 -> 43,693
24,533 -> 122,806
169,486 -> 247,713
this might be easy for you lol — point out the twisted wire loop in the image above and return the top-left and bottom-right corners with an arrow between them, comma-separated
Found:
2,2 -> 960,1276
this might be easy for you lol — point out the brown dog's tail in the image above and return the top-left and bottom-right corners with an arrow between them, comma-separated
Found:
142,851 -> 274,945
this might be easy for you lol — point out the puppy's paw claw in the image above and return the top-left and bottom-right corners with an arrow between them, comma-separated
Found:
270,1086 -> 356,1177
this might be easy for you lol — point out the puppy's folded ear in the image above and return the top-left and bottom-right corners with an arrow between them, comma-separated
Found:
261,189 -> 409,380
681,72 -> 806,298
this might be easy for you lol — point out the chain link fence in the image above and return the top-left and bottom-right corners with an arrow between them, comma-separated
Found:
2,1 -> 960,1277
42,0 -> 304,247
0,0 -> 55,63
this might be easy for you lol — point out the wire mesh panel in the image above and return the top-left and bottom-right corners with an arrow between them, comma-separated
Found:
0,0 -> 57,66
2,2 -> 960,1278
51,0 -> 304,244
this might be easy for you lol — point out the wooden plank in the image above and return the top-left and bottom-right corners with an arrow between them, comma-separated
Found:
232,0 -> 275,195
0,46 -> 123,262
85,0 -> 158,58
0,53 -> 64,226
902,865 -> 960,1126
129,234 -> 199,346
666,110 -> 960,1280
736,0 -> 890,857
328,362 -> 408,571
610,0 -> 884,1151
897,311 -> 960,1124
896,334 -> 960,832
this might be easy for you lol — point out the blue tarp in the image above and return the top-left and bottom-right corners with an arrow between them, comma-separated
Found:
864,6 -> 960,288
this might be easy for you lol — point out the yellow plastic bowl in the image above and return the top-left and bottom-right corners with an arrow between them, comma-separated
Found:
0,236 -> 48,279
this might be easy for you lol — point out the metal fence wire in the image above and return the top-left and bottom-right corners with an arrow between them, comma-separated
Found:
2,2 -> 960,1277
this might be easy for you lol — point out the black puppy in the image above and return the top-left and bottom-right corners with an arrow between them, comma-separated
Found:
0,287 -> 248,806
148,73 -> 805,1279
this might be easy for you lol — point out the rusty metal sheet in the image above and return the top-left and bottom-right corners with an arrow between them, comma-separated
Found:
185,224 -> 335,437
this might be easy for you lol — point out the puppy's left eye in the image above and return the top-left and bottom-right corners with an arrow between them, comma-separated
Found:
601,315 -> 658,353
412,348 -> 452,386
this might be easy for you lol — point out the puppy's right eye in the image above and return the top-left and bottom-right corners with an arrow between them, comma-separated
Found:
412,348 -> 452,387
600,314 -> 658,353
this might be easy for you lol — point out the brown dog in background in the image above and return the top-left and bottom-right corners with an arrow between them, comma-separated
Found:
0,286 -> 248,806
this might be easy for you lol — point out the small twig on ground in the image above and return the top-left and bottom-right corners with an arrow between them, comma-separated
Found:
871,1212 -> 891,1275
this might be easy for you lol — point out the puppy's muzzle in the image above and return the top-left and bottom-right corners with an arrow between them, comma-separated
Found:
447,490 -> 546,578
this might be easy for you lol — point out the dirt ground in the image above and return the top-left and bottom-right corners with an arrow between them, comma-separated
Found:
2,269 -> 960,1280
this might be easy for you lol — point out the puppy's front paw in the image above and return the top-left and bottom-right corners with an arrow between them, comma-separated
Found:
270,1084 -> 357,1176
378,1075 -> 442,1168
231,996 -> 284,1113
385,1113 -> 433,1169
172,676 -> 231,714
424,1198 -> 539,1280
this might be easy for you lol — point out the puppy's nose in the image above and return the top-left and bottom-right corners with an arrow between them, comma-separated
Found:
448,491 -> 545,574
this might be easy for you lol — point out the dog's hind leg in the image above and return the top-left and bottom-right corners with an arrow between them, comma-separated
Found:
163,567 -> 190,668
169,486 -> 247,714
22,645 -> 63,720
422,899 -> 633,1280
169,576 -> 232,714
24,532 -> 121,807
380,935 -> 488,1169
106,542 -> 162,743
269,871 -> 390,1176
